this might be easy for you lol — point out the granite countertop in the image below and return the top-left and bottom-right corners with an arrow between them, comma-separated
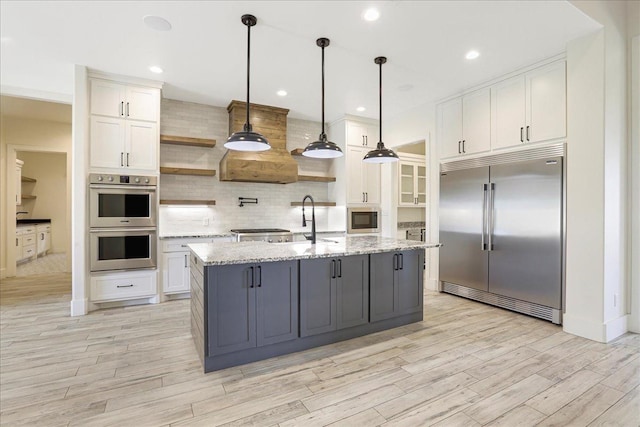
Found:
189,235 -> 441,266
159,232 -> 234,239
159,230 -> 346,239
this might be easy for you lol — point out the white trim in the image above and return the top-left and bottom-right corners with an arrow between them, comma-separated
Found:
435,53 -> 567,105
0,85 -> 72,104
604,315 -> 628,342
425,278 -> 439,292
563,313 -> 606,342
70,298 -> 87,317
87,70 -> 164,90
630,35 -> 640,333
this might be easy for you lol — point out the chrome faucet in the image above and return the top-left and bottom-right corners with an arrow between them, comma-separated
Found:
301,195 -> 316,244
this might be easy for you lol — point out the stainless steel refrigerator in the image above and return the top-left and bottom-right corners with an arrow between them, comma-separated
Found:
439,146 -> 564,324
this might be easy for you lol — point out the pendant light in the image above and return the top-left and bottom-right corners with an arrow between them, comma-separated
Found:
302,38 -> 343,158
363,56 -> 399,163
224,14 -> 270,152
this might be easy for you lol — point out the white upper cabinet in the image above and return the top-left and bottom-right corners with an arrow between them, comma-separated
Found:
347,121 -> 378,148
492,60 -> 566,150
437,88 -> 491,159
346,146 -> 381,205
89,77 -> 160,173
90,79 -> 159,122
398,156 -> 427,207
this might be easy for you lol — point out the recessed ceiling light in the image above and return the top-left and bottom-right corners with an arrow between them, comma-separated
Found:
356,106 -> 366,112
277,90 -> 287,97
363,8 -> 380,22
143,15 -> 172,31
465,50 -> 480,60
149,66 -> 163,74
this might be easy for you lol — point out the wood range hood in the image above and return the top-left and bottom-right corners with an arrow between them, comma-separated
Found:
219,101 -> 298,184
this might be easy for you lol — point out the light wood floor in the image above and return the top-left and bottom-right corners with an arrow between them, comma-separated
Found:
1,273 -> 638,426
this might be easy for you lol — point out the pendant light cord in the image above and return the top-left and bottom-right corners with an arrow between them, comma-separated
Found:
378,59 -> 383,145
245,22 -> 251,131
321,43 -> 325,137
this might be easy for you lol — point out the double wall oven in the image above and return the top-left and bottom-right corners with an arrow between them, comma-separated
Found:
89,174 -> 157,272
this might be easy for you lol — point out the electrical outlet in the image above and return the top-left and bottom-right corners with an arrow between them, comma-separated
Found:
203,217 -> 209,226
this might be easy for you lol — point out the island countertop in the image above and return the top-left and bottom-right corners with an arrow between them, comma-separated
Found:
188,235 -> 440,266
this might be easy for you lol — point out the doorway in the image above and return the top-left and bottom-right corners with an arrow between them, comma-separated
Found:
1,95 -> 72,279
15,151 -> 69,276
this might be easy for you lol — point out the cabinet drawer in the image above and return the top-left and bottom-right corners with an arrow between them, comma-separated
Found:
91,271 -> 156,302
22,245 -> 36,258
22,235 -> 36,245
17,226 -> 36,235
36,224 -> 51,232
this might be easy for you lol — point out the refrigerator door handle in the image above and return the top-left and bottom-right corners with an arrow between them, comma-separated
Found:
482,183 -> 488,250
488,183 -> 495,251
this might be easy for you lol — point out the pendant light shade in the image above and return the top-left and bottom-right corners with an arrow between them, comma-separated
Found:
224,14 -> 270,152
363,56 -> 399,163
302,38 -> 343,159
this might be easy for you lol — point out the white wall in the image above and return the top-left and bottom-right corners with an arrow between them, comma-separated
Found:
384,103 -> 439,291
0,116 -> 72,278
564,0 -> 629,342
17,151 -> 68,254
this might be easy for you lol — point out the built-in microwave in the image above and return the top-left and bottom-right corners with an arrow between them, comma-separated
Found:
347,207 -> 380,234
89,228 -> 157,272
89,174 -> 157,228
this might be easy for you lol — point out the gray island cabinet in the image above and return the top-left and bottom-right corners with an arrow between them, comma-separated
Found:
188,236 -> 439,372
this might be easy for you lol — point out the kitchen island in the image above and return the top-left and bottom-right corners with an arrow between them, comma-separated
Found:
189,236 -> 440,372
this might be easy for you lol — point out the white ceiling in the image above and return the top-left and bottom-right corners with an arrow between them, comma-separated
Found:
0,1 -> 600,122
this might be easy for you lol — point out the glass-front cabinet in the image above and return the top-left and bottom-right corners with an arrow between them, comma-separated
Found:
398,157 -> 427,207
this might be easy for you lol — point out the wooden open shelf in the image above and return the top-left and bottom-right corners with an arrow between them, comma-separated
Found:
160,167 -> 216,177
21,176 -> 37,183
297,175 -> 336,183
160,200 -> 216,206
290,201 -> 336,207
160,135 -> 216,148
21,195 -> 36,200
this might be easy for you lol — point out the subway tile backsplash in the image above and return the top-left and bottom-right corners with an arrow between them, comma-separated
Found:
159,98 -> 337,235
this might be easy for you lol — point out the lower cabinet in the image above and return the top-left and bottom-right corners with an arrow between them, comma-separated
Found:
299,254 -> 369,337
370,250 -> 424,322
91,269 -> 157,302
207,260 -> 298,356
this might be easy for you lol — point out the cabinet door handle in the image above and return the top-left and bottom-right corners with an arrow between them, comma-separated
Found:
393,254 -> 398,271
362,192 -> 365,203
249,266 -> 254,288
526,125 -> 530,141
458,140 -> 461,154
117,284 -> 134,288
462,140 -> 466,154
520,127 -> 524,142
365,192 -> 368,202
184,254 -> 188,268
331,260 -> 336,279
399,253 -> 404,270
41,233 -> 44,241
126,153 -> 130,167
120,101 -> 124,116
126,102 -> 130,117
16,238 -> 18,247
120,152 -> 124,167
337,259 -> 342,278
256,266 -> 262,287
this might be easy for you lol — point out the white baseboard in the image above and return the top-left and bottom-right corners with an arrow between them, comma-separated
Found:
425,278 -> 439,292
70,298 -> 88,317
605,315 -> 628,342
563,313 -> 629,343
